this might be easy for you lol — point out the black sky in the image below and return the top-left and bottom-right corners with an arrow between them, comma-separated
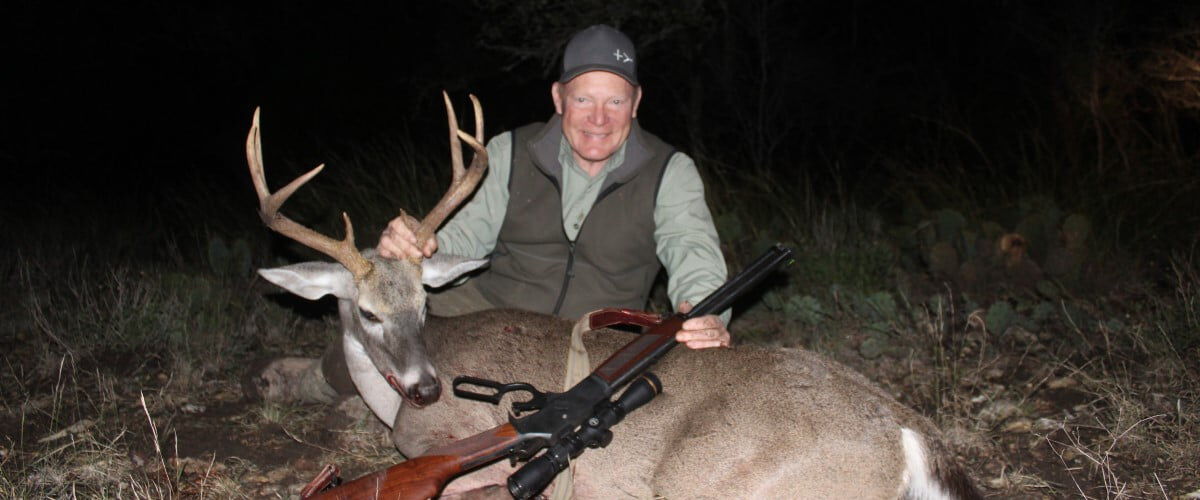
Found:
4,1 -> 1196,222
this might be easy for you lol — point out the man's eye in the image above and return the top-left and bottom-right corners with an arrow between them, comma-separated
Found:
576,97 -> 587,103
612,99 -> 623,105
359,308 -> 381,323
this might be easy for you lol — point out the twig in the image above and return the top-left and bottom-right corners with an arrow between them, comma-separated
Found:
200,452 -> 217,500
140,391 -> 172,494
280,425 -> 337,454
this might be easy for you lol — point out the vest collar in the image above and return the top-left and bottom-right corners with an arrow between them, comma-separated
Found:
526,114 -> 656,191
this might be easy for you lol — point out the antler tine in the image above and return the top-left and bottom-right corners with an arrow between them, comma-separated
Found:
470,93 -> 484,146
410,93 -> 489,263
442,91 -> 466,184
246,107 -> 374,280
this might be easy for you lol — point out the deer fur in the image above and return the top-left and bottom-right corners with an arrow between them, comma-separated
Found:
258,256 -> 980,499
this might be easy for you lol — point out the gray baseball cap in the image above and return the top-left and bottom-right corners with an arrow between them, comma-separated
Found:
559,24 -> 638,85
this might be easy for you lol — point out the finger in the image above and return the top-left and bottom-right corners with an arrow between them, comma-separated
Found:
676,329 -> 718,343
423,238 -> 437,257
380,236 -> 420,260
682,315 -> 722,331
377,238 -> 401,259
677,301 -> 693,314
685,339 -> 726,350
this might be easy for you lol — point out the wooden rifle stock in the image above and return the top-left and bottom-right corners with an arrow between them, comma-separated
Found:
305,424 -> 526,500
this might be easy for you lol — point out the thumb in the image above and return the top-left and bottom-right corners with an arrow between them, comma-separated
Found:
677,301 -> 693,314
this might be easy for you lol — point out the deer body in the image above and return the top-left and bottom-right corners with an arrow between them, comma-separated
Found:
396,309 -> 961,499
246,97 -> 976,499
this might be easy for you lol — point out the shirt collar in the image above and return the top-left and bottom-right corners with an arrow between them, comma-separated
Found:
557,136 -> 627,177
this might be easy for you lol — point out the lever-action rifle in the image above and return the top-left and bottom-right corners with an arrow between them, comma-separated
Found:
302,244 -> 794,500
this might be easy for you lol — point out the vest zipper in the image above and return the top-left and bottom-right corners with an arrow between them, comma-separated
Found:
550,183 -> 625,316
551,241 -> 576,316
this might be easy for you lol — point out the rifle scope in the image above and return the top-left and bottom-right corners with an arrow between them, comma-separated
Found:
507,373 -> 662,499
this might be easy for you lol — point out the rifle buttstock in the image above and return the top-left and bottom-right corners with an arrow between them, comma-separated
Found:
309,424 -> 523,500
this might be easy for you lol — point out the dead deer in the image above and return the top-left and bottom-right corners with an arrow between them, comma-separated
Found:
246,95 -> 979,499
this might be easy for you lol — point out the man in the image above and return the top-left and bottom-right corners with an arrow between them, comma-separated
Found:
378,24 -> 731,349
247,25 -> 731,406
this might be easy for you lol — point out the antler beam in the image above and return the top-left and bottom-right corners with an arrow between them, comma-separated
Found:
246,108 -> 374,280
407,92 -> 489,263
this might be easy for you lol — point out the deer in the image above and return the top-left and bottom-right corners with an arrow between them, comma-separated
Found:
245,94 -> 980,499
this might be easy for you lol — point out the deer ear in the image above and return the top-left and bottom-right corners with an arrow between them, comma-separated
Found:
258,262 -> 356,300
421,254 -> 489,288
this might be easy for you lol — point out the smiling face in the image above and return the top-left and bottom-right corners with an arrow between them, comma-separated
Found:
552,71 -> 643,175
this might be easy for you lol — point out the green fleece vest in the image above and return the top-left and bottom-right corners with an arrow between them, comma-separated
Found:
473,115 -> 676,319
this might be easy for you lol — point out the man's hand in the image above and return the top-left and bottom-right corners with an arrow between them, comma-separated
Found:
377,217 -> 437,260
674,301 -> 731,349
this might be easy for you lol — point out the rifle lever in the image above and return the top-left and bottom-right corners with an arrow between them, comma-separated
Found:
452,376 -> 549,415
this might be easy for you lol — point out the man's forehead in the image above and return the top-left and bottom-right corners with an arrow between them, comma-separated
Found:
562,71 -> 638,95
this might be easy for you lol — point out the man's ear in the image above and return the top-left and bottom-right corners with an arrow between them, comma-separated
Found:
422,253 -> 489,288
632,85 -> 643,119
551,81 -> 565,115
257,262 -> 355,300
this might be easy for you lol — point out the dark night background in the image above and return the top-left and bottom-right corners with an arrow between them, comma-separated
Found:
4,2 -> 1200,496
6,1 -> 1198,259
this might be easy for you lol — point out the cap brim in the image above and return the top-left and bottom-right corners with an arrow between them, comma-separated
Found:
559,64 -> 638,86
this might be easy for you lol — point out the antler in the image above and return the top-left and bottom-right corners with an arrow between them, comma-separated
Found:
405,92 -> 488,263
246,108 -> 374,280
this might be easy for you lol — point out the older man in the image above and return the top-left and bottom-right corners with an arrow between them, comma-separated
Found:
378,25 -> 731,349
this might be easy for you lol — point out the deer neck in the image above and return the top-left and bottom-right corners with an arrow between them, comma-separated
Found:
339,301 -> 402,428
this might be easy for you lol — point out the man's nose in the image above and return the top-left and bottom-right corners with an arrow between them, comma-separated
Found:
588,106 -> 607,126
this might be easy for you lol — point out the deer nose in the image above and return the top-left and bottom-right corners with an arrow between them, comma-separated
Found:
412,378 -> 441,406
387,373 -> 441,407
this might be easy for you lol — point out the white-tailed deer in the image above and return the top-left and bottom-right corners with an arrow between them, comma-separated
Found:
247,96 -> 979,499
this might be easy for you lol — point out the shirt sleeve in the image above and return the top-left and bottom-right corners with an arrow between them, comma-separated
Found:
653,153 -> 731,325
435,131 -> 512,259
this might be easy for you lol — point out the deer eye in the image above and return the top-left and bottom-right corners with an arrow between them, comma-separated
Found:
359,308 -> 381,323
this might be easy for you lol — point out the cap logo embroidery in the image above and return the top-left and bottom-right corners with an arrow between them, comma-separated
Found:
612,49 -> 633,64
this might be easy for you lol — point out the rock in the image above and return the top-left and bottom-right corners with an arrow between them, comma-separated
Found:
978,400 -> 1022,424
244,473 -> 269,484
1002,418 -> 1032,433
1034,418 -> 1060,432
181,403 -> 206,414
266,466 -> 291,482
1047,377 -> 1078,390
986,475 -> 1009,489
1008,326 -> 1038,345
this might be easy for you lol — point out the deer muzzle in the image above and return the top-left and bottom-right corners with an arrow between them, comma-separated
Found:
387,372 -> 442,408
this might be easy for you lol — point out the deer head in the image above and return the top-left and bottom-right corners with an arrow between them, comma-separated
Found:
249,93 -> 489,415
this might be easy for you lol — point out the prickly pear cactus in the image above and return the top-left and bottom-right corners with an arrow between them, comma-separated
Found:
900,198 -> 1094,294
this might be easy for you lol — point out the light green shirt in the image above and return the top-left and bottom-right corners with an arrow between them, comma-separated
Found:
436,130 -> 730,323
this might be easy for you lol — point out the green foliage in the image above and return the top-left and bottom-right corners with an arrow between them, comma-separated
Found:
764,293 -> 827,326
1030,300 -> 1058,325
858,333 -> 889,360
894,195 -> 1097,294
985,301 -> 1017,334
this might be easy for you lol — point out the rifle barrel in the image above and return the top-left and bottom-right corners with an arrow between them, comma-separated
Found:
688,243 -> 794,319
